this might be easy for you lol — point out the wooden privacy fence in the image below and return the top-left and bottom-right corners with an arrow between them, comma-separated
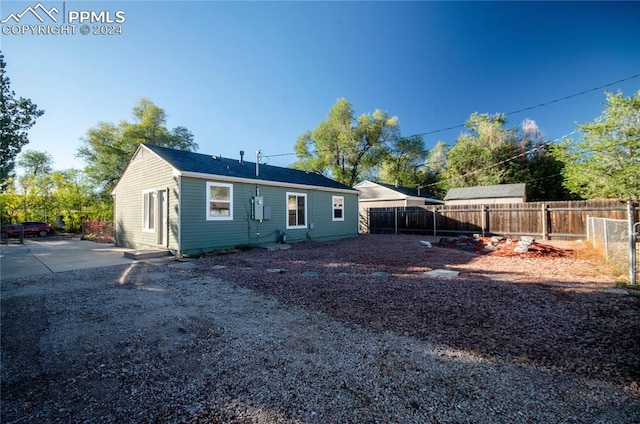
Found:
366,200 -> 639,240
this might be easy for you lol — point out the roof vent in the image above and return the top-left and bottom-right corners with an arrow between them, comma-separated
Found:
239,150 -> 245,164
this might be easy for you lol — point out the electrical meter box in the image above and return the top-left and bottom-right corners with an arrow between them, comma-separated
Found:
253,196 -> 264,220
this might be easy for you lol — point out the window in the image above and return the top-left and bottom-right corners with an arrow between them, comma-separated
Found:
142,190 -> 155,231
332,196 -> 344,221
207,182 -> 233,220
286,192 -> 307,229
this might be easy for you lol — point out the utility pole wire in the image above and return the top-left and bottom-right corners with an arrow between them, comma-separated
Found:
262,73 -> 640,160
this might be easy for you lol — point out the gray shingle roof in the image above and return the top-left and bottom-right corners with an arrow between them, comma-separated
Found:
144,144 -> 355,191
444,183 -> 526,201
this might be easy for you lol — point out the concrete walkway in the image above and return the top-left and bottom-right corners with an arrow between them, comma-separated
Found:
0,239 -> 135,280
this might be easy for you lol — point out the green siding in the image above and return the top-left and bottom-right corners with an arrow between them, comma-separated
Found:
115,145 -> 358,256
179,178 -> 358,255
179,178 -> 255,253
113,148 -> 179,251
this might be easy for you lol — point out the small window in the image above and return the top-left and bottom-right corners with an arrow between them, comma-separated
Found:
207,182 -> 233,220
332,196 -> 344,221
142,190 -> 155,231
286,192 -> 307,229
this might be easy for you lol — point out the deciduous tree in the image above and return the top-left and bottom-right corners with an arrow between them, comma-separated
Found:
50,169 -> 102,231
443,114 -> 572,201
514,119 -> 574,201
553,90 -> 640,201
17,149 -> 53,176
292,98 -> 399,186
423,141 -> 450,198
77,98 -> 198,193
379,135 -> 427,188
16,150 -> 55,221
0,52 -> 44,191
445,113 -> 520,187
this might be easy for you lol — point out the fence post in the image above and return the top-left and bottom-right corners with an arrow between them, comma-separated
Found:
604,219 -> 610,260
628,201 -> 636,286
481,205 -> 487,237
432,206 -> 437,236
541,202 -> 547,241
394,207 -> 398,235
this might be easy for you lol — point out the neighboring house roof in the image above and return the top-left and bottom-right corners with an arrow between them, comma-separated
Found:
139,144 -> 356,192
444,183 -> 526,201
354,180 -> 443,203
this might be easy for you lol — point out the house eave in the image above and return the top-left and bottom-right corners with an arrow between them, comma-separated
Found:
178,170 -> 358,194
359,196 -> 444,204
359,197 -> 406,202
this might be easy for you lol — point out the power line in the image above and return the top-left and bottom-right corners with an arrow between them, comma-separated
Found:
262,73 -> 640,160
410,73 -> 640,138
418,130 -> 577,189
421,128 -> 638,190
262,152 -> 296,158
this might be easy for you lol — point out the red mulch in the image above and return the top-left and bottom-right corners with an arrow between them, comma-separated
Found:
436,236 -> 573,258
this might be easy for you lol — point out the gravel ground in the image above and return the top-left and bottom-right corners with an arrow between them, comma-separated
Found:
1,234 -> 639,423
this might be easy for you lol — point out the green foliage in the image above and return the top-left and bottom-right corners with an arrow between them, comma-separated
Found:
423,141 -> 450,198
50,169 -> 111,231
292,98 -> 399,186
0,52 -> 44,191
379,135 -> 427,188
513,119 -> 575,201
376,135 -> 445,198
1,98 -> 194,227
442,113 -> 574,201
1,153 -> 112,231
77,98 -> 198,194
523,147 -> 575,201
17,149 -> 53,176
553,90 -> 640,201
0,182 -> 21,223
15,173 -> 39,220
445,113 -> 520,187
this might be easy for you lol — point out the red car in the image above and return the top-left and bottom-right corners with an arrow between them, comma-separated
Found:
1,221 -> 52,238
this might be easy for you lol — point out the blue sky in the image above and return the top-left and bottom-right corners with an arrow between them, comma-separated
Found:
2,1 -> 639,171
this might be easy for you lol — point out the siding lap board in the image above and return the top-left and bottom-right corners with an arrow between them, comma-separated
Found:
113,153 -> 178,250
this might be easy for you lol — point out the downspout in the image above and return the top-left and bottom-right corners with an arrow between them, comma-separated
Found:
165,186 -> 170,249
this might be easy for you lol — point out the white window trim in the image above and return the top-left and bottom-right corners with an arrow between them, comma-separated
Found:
142,189 -> 155,232
332,195 -> 345,221
286,192 -> 307,229
206,181 -> 233,221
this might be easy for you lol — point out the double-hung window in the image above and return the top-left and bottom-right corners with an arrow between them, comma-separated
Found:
207,182 -> 233,220
286,192 -> 307,229
142,189 -> 155,231
332,196 -> 344,221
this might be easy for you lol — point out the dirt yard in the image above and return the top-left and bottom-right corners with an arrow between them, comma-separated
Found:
2,234 -> 639,423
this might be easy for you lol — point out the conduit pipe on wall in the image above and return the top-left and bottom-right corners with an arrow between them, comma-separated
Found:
255,150 -> 261,177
